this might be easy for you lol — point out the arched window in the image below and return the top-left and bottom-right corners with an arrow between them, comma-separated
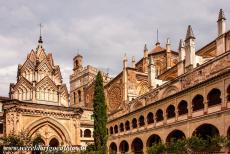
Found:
114,125 -> 118,134
166,105 -> 175,119
49,138 -> 59,147
73,92 -> 76,104
207,88 -> 221,106
125,121 -> 130,131
178,100 -> 188,115
139,116 -> 145,127
78,90 -> 81,102
227,85 -> 230,101
120,123 -> 124,132
156,109 -> 164,122
132,118 -> 137,129
192,95 -> 204,111
84,129 -> 91,138
147,112 -> 154,124
80,129 -> 82,137
110,142 -> 117,154
110,127 -> 113,135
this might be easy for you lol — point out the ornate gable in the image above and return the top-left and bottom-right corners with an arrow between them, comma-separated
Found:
36,48 -> 47,62
36,76 -> 58,91
37,58 -> 53,73
19,59 -> 35,75
14,76 -> 33,90
27,50 -> 37,62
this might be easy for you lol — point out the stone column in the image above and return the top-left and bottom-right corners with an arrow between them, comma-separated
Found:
175,107 -> 179,121
204,101 -> 208,115
74,117 -> 81,145
188,100 -> 192,118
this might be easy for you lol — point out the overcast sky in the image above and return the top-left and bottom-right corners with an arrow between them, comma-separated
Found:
0,0 -> 229,96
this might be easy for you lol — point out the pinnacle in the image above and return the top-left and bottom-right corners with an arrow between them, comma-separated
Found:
218,9 -> 226,21
185,25 -> 195,40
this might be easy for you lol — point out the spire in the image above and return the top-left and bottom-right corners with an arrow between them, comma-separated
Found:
218,9 -> 226,22
155,29 -> 160,46
38,23 -> 43,44
185,25 -> 195,40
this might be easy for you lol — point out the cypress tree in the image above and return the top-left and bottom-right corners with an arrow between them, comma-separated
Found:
93,71 -> 108,154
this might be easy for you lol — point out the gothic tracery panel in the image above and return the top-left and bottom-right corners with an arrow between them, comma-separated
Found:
108,86 -> 122,111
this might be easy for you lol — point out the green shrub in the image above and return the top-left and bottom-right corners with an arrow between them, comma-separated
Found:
147,142 -> 165,154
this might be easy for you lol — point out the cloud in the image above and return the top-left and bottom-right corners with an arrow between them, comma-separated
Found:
0,0 -> 229,96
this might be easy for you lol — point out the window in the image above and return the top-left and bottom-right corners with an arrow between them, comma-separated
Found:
132,118 -> 137,128
120,123 -> 124,132
139,116 -> 145,127
84,129 -> 91,138
147,112 -> 154,124
207,88 -> 221,106
178,100 -> 188,115
192,95 -> 204,111
156,109 -> 164,122
125,121 -> 130,131
78,90 -> 81,102
166,105 -> 175,119
73,92 -> 76,104
110,127 -> 113,135
114,125 -> 118,134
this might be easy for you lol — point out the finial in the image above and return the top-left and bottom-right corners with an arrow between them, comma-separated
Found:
185,25 -> 195,40
155,29 -> 160,46
38,23 -> 43,43
218,9 -> 226,21
144,44 -> 148,51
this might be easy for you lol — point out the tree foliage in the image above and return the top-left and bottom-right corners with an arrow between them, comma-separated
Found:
93,72 -> 108,154
148,135 -> 230,154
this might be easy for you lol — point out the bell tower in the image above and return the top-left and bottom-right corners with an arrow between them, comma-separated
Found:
73,54 -> 83,71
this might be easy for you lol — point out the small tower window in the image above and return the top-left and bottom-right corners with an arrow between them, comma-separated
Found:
73,92 -> 76,104
78,90 -> 81,102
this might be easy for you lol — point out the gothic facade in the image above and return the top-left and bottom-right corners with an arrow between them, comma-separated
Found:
106,9 -> 230,154
0,37 -> 83,147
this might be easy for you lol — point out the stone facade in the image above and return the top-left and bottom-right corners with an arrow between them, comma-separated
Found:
106,9 -> 230,154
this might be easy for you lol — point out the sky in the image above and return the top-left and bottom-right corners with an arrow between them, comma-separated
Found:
0,0 -> 229,96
